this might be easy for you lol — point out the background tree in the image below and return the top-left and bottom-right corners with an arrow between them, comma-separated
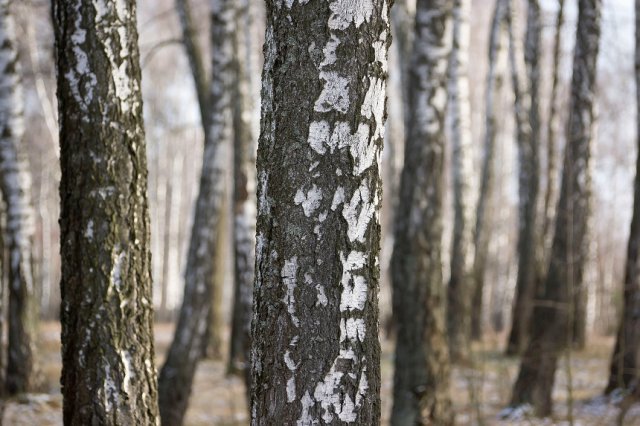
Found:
0,0 -> 39,395
391,1 -> 454,424
251,0 -> 390,424
509,0 -> 601,416
53,0 -> 159,423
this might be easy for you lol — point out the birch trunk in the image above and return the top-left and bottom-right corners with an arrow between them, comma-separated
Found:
509,0 -> 601,416
471,0 -> 508,341
251,1 -> 390,424
0,0 -> 40,395
446,0 -> 474,364
605,0 -> 640,395
54,0 -> 159,423
505,0 -> 541,356
157,0 -> 234,424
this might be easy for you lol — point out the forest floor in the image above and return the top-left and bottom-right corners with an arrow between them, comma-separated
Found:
2,322 -> 640,425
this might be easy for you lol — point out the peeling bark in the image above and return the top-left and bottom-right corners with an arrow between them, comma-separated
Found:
54,0 -> 159,423
509,0 -> 601,416
158,0 -> 234,424
251,1 -> 390,424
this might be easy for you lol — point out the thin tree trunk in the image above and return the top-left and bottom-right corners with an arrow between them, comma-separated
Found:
605,0 -> 640,395
391,1 -> 454,424
157,0 -> 234,424
0,0 -> 39,395
251,1 -> 390,424
509,0 -> 601,416
447,0 -> 474,364
471,0 -> 508,341
54,0 -> 159,423
505,0 -> 541,356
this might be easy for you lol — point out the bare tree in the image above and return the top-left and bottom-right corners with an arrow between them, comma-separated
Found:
251,1 -> 390,424
54,0 -> 159,423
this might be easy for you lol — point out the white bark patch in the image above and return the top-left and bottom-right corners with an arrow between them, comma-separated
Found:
65,0 -> 97,114
320,34 -> 340,67
308,120 -> 330,154
314,72 -> 349,113
282,257 -> 300,327
297,391 -> 316,425
361,77 -> 386,140
110,246 -> 126,290
331,186 -> 345,210
85,220 -> 94,240
294,184 -> 323,217
119,349 -> 134,396
342,182 -> 375,243
328,0 -> 375,30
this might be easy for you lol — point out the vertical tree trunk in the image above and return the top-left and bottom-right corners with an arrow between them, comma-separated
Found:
251,1 -> 389,424
447,0 -> 474,364
228,0 -> 255,387
509,0 -> 601,416
157,0 -> 234,424
505,0 -> 541,356
0,0 -> 39,395
391,1 -> 453,425
54,0 -> 159,423
471,0 -> 508,341
605,0 -> 640,395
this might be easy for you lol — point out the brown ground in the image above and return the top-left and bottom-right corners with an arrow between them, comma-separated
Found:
3,322 -> 640,425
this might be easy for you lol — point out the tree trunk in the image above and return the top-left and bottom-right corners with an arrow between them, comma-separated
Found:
251,1 -> 389,424
391,1 -> 453,425
605,0 -> 640,395
446,0 -> 474,364
471,0 -> 508,341
157,0 -> 234,424
0,0 -> 40,395
228,0 -> 255,388
505,0 -> 541,356
509,0 -> 601,416
54,0 -> 159,423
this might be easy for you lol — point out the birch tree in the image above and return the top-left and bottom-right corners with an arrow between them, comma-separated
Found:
53,0 -> 159,423
509,0 -> 601,416
251,1 -> 390,424
0,0 -> 39,395
471,0 -> 507,340
505,0 -> 541,356
158,0 -> 234,423
446,0 -> 474,364
605,0 -> 640,395
391,1 -> 453,424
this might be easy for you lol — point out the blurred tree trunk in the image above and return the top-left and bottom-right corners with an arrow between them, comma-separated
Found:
158,0 -> 234,424
509,0 -> 601,416
605,0 -> 640,395
228,0 -> 255,388
0,0 -> 39,395
447,0 -> 474,364
505,0 -> 541,356
391,1 -> 453,424
54,0 -> 159,423
251,1 -> 389,424
471,0 -> 508,341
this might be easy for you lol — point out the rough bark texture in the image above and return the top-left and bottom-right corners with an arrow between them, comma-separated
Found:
446,0 -> 474,364
54,0 -> 159,424
509,0 -> 601,416
158,0 -> 234,424
471,0 -> 507,341
0,0 -> 39,396
605,0 -> 640,395
390,1 -> 453,424
251,1 -> 389,424
505,0 -> 541,356
228,0 -> 255,386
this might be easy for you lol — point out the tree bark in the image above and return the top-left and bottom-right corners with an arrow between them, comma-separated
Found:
446,0 -> 474,364
605,0 -> 640,395
251,1 -> 389,424
509,0 -> 601,416
0,0 -> 40,395
391,1 -> 453,424
157,0 -> 234,424
471,0 -> 508,341
54,0 -> 159,423
505,0 -> 541,356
